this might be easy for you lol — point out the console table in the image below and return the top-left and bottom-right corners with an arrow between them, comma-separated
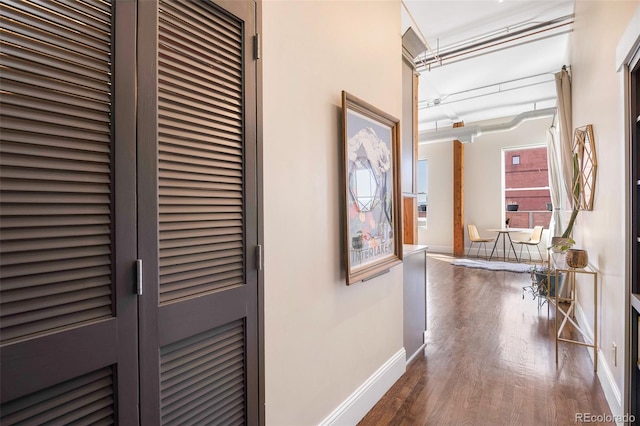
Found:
550,257 -> 598,372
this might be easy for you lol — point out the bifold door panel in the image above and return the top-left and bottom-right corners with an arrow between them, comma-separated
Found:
1,1 -> 258,424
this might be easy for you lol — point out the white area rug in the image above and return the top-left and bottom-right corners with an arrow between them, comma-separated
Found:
451,258 -> 533,273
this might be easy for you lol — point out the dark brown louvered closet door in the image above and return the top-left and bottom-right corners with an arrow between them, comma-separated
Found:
137,1 -> 259,425
0,1 -> 139,424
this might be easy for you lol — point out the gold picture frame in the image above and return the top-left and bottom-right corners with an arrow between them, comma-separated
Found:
341,91 -> 402,285
572,124 -> 597,211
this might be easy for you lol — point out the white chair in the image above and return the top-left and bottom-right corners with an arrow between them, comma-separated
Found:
512,225 -> 544,262
467,224 -> 495,258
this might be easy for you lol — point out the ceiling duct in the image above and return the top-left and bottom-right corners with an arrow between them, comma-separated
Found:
403,27 -> 428,60
418,107 -> 556,144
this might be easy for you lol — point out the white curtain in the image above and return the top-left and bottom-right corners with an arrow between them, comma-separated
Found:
546,125 -> 563,246
554,68 -> 574,207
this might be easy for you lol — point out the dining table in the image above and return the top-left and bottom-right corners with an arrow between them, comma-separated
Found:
486,228 -> 525,262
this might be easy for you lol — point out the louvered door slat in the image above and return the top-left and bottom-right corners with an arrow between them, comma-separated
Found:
1,166 -> 110,183
1,265 -> 110,291
1,235 -> 110,256
1,3 -> 109,48
0,155 -> 109,175
159,179 -> 242,193
0,204 -> 109,217
162,359 -> 244,409
160,257 -> 243,285
1,244 -> 109,265
160,254 -> 243,278
160,197 -> 242,207
159,114 -> 242,144
158,24 -> 242,79
1,215 -> 110,229
1,224 -> 109,241
161,242 -> 242,262
159,91 -> 242,128
2,276 -> 110,303
160,212 -> 242,223
161,324 -> 240,363
1,254 -> 110,279
1,1 -> 109,38
159,219 -> 242,232
0,368 -> 113,425
158,112 -> 243,150
159,0 -> 241,57
1,43 -> 108,85
158,7 -> 241,70
163,376 -> 244,425
69,406 -> 115,425
159,140 -> 243,162
0,0 -> 113,344
160,234 -> 242,248
50,396 -> 114,425
160,241 -> 243,263
0,43 -> 108,86
1,79 -> 110,113
1,95 -> 108,127
160,204 -> 243,214
159,53 -> 241,97
1,68 -> 110,104
21,0 -> 111,33
158,42 -> 240,89
0,27 -> 107,68
1,303 -> 111,343
159,151 -> 243,173
1,104 -> 109,133
159,274 -> 244,304
160,321 -> 245,425
1,180 -> 110,195
2,287 -> 110,316
162,346 -> 242,385
1,118 -> 110,145
2,296 -> 111,327
160,227 -> 243,242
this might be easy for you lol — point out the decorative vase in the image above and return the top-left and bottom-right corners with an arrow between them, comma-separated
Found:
565,249 -> 588,268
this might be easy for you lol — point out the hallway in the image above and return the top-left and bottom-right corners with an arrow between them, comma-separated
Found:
359,254 -> 612,425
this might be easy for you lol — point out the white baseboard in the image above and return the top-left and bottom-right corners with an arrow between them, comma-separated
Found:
319,348 -> 406,426
406,343 -> 425,365
575,302 -> 623,423
424,330 -> 429,344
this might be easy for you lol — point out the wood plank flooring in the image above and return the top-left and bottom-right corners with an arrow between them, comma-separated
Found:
359,254 -> 612,426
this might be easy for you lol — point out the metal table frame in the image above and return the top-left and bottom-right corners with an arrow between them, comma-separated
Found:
550,264 -> 598,372
487,228 -> 521,262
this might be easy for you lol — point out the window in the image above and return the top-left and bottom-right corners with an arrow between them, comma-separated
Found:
503,146 -> 551,229
417,159 -> 427,228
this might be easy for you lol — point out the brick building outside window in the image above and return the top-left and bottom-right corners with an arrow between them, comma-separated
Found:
504,146 -> 552,229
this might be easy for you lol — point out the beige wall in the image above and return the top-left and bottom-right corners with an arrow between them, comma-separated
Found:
262,1 -> 403,424
570,0 -> 639,414
418,116 -> 553,255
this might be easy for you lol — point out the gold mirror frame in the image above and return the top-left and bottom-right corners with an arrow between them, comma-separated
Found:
572,124 -> 597,210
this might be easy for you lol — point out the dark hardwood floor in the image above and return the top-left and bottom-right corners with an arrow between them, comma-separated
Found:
359,254 -> 612,426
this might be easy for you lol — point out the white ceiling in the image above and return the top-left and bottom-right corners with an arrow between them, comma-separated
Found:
402,0 -> 574,133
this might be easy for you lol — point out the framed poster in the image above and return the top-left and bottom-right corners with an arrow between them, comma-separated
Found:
342,91 -> 402,285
